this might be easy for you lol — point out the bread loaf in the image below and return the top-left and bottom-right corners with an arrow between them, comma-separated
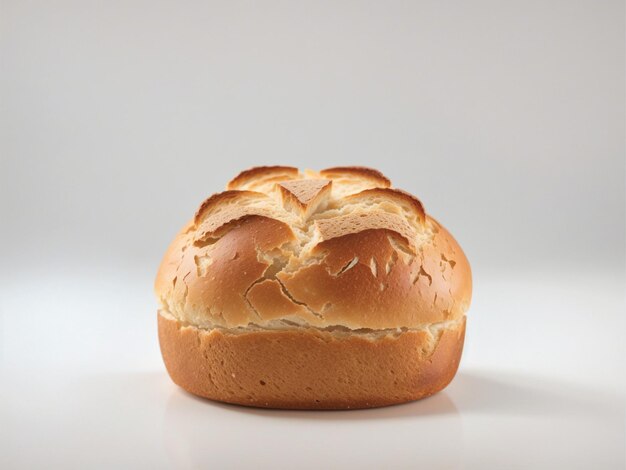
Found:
155,166 -> 472,409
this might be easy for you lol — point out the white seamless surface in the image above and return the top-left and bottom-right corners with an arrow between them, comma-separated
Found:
1,267 -> 624,469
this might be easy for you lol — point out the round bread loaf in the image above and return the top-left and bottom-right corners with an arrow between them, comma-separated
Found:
155,166 -> 472,409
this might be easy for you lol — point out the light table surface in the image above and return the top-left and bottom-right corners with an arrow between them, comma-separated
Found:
1,267 -> 624,469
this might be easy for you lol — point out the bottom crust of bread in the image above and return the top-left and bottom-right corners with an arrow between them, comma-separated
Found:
158,312 -> 466,410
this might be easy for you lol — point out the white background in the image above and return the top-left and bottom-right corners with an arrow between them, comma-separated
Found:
1,1 -> 624,468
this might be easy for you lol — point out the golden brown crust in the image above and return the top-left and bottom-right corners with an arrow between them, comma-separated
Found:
314,211 -> 418,251
155,216 -> 297,326
422,217 -> 473,315
320,166 -> 391,187
347,187 -> 426,224
156,168 -> 472,330
194,190 -> 265,225
193,190 -> 297,244
154,220 -> 195,303
155,165 -> 472,408
158,312 -> 465,410
276,220 -> 471,329
227,166 -> 299,190
277,179 -> 332,218
246,279 -> 316,322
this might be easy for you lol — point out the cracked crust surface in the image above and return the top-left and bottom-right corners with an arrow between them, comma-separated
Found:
155,165 -> 472,409
158,312 -> 466,409
156,166 -> 472,330
227,165 -> 299,190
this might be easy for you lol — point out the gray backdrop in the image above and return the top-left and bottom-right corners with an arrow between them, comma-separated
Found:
2,0 -> 623,277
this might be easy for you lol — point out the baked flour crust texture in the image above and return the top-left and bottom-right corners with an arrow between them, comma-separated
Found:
156,166 -> 472,409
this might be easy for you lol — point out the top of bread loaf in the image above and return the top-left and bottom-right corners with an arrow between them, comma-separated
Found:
155,166 -> 472,331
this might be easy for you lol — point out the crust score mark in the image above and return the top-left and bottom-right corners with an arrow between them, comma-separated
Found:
156,166 -> 469,339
